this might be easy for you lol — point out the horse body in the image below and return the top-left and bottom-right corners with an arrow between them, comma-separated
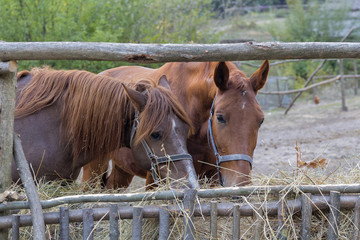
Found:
13,69 -> 199,188
100,61 -> 269,187
13,72 -> 71,181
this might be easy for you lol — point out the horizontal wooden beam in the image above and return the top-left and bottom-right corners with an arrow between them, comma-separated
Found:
0,61 -> 17,74
1,184 -> 360,211
259,76 -> 341,95
0,194 -> 359,228
0,42 -> 360,63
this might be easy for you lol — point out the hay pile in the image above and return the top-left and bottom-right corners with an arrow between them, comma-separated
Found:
6,152 -> 360,239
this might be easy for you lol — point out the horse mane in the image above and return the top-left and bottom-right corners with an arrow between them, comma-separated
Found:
15,68 -> 192,165
134,83 -> 194,146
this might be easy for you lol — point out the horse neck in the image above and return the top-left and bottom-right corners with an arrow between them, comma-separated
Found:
159,62 -> 219,132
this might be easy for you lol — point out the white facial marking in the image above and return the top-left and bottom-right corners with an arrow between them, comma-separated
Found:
75,167 -> 84,184
171,118 -> 176,132
172,118 -> 187,153
106,159 -> 113,179
242,102 -> 246,110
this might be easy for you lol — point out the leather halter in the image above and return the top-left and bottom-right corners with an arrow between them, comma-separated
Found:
130,108 -> 193,181
207,94 -> 253,186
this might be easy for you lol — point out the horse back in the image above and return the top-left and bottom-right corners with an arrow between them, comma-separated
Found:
100,66 -> 160,83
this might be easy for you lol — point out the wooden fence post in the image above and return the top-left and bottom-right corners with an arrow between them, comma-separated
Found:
183,189 -> 197,240
301,193 -> 312,240
354,60 -> 358,96
210,201 -> 218,240
0,60 -> 17,239
327,191 -> 341,239
339,59 -> 348,111
277,193 -> 288,240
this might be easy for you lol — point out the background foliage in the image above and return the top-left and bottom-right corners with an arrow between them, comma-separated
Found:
0,0 -> 357,78
0,0 -> 215,72
267,0 -> 357,79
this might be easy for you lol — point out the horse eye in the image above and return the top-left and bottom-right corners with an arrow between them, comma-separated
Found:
150,132 -> 162,140
216,114 -> 226,124
259,118 -> 264,127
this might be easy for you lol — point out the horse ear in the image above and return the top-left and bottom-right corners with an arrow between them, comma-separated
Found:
250,60 -> 269,94
122,83 -> 147,112
158,75 -> 171,90
214,62 -> 229,91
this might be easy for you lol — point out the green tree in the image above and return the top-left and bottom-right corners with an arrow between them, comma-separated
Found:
0,0 -> 215,72
267,0 -> 356,79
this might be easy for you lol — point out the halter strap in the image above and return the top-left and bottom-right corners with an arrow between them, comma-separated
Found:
207,94 -> 253,186
130,107 -> 192,181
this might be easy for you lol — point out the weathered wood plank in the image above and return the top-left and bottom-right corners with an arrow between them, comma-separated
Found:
109,204 -> 119,240
0,42 -> 360,62
210,201 -> 218,240
82,209 -> 94,240
158,205 -> 170,240
183,189 -> 197,240
253,207 -> 263,240
353,197 -> 360,240
354,60 -> 358,95
339,59 -> 348,111
13,134 -> 46,240
259,76 -> 340,95
11,215 -> 20,240
301,193 -> 312,240
59,207 -> 69,240
277,194 -> 287,240
0,61 -> 17,240
2,184 -> 360,211
0,61 -> 17,74
327,191 -> 341,240
232,204 -> 241,240
132,206 -> 143,240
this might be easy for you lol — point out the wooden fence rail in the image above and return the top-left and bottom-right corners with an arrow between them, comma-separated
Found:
0,61 -> 17,239
1,42 -> 360,62
1,41 -> 360,239
2,184 -> 360,211
1,190 -> 360,239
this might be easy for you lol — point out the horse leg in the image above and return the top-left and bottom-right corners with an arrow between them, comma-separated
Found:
145,172 -> 157,190
105,165 -> 134,189
81,158 -> 109,184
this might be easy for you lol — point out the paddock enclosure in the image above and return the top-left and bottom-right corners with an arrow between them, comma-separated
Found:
1,41 -> 360,239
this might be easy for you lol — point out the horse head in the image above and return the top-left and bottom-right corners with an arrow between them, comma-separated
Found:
123,76 -> 199,189
209,60 -> 269,187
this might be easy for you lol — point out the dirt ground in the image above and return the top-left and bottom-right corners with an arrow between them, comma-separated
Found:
253,94 -> 360,176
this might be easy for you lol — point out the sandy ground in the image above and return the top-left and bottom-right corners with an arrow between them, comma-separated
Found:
253,95 -> 360,176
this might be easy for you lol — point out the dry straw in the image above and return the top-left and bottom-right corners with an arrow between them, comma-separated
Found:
5,151 -> 360,239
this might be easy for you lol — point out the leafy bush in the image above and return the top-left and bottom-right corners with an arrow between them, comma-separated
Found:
267,0 -> 357,84
0,0 -> 216,72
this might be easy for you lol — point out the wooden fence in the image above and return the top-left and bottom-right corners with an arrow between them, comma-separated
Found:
1,41 -> 360,239
1,185 -> 360,239
255,59 -> 360,111
1,42 -> 360,62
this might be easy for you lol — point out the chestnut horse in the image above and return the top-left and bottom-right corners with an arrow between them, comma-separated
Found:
97,61 -> 269,187
13,68 -> 199,188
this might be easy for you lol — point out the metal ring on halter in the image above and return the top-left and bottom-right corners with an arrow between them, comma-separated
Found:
207,94 -> 253,186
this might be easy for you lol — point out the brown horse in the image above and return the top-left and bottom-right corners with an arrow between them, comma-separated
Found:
99,61 -> 269,187
13,68 -> 199,189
